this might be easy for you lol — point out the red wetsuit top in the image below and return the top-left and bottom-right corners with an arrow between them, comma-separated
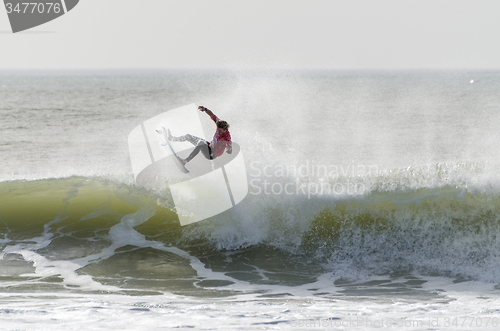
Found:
210,114 -> 232,158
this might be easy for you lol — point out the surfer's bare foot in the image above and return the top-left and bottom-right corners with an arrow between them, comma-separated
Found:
179,158 -> 188,166
167,129 -> 173,141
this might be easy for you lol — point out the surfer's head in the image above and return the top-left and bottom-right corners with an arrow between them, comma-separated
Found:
216,120 -> 229,133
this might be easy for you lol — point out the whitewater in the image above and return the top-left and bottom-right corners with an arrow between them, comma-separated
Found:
1,69 -> 500,330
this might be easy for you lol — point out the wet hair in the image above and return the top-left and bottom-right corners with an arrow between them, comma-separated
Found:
216,120 -> 230,131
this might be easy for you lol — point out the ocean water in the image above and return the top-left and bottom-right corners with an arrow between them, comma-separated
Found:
1,69 -> 500,330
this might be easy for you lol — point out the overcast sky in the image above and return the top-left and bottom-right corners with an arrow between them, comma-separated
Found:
1,0 -> 500,70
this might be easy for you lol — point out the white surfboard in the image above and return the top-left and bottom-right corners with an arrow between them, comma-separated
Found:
160,127 -> 189,173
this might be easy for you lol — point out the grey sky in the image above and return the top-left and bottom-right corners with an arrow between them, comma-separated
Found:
1,0 -> 500,70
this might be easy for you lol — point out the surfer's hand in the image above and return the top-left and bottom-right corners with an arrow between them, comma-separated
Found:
227,148 -> 232,154
198,106 -> 206,112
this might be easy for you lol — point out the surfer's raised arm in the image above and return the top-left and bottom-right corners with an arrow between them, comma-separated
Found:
198,105 -> 215,118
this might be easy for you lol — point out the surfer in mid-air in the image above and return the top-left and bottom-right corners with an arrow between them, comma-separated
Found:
167,106 -> 232,165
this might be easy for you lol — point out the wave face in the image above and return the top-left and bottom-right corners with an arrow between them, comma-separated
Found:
1,165 -> 500,295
